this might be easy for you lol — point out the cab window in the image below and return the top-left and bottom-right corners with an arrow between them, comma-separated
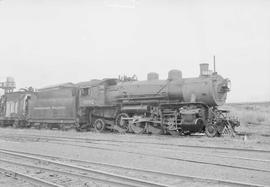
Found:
81,88 -> 89,96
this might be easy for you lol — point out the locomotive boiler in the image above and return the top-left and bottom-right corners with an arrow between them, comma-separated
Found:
106,63 -> 229,106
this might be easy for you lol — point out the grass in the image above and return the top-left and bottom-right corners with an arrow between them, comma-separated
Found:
223,102 -> 270,135
228,102 -> 270,124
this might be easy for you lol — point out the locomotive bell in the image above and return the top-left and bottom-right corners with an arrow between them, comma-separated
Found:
168,70 -> 182,81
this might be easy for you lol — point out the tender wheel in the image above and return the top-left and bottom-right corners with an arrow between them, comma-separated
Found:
205,125 -> 218,137
94,118 -> 106,132
115,113 -> 129,132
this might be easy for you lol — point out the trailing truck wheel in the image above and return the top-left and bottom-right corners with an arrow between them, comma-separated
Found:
94,119 -> 106,133
205,125 -> 218,137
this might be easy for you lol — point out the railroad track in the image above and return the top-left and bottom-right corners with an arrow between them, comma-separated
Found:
0,148 -> 265,187
1,134 -> 270,173
0,149 -> 169,187
0,167 -> 63,187
37,141 -> 270,173
0,158 -> 144,187
2,132 -> 270,153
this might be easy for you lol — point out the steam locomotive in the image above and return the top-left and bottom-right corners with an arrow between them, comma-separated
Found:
0,64 -> 239,137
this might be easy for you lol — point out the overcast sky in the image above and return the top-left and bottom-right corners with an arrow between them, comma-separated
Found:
0,0 -> 269,103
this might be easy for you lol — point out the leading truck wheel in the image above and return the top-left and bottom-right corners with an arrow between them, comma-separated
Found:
94,119 -> 106,133
205,125 -> 218,137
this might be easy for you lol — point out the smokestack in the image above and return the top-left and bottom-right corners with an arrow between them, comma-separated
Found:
213,56 -> 216,73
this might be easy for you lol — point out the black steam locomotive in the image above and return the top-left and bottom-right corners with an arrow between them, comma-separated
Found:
0,64 -> 239,137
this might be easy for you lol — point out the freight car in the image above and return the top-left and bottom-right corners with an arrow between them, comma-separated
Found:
0,64 -> 239,137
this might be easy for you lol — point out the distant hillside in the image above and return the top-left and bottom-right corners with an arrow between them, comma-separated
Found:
226,101 -> 270,106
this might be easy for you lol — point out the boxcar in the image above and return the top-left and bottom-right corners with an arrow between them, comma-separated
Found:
28,83 -> 79,129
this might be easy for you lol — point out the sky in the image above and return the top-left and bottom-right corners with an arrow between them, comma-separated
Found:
0,0 -> 269,103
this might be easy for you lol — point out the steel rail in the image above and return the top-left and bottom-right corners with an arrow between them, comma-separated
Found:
0,158 -> 136,187
0,149 -> 168,187
20,140 -> 270,174
2,135 -> 270,172
40,136 -> 270,163
0,166 -> 64,187
0,148 -> 265,187
82,140 -> 270,163
81,138 -> 270,153
2,134 -> 270,171
2,133 -> 270,153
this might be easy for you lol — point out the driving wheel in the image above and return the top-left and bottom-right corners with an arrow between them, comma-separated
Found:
115,113 -> 129,132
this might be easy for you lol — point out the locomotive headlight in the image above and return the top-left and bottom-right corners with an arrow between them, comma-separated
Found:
218,79 -> 231,93
226,79 -> 231,91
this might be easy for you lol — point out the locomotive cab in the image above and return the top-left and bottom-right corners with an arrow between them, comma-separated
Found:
78,79 -> 118,107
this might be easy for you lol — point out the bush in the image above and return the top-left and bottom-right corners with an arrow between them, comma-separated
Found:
227,103 -> 269,125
